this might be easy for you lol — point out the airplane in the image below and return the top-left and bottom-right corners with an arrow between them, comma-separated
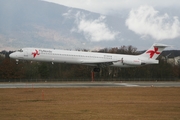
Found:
9,43 -> 169,72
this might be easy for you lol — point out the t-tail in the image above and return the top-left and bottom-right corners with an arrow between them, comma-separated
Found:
139,43 -> 169,60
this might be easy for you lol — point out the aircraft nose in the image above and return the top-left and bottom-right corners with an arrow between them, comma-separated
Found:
9,53 -> 17,59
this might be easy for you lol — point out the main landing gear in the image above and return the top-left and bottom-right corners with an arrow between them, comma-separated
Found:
93,67 -> 100,72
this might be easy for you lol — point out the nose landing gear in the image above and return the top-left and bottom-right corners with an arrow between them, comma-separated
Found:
16,59 -> 19,64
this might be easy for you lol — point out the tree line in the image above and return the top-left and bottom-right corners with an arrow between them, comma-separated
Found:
0,45 -> 179,81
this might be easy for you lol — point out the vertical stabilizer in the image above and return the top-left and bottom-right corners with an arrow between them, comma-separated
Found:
139,43 -> 169,59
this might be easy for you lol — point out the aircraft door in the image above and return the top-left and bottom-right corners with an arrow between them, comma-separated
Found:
24,50 -> 28,57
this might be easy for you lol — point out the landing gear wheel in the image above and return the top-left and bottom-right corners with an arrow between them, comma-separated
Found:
93,67 -> 100,72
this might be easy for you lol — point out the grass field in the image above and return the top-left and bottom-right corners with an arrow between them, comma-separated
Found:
0,87 -> 180,120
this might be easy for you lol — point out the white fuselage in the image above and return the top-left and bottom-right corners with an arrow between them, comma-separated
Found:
10,48 -> 159,67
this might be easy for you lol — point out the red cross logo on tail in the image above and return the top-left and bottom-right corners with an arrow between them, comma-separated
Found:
32,50 -> 40,58
146,47 -> 160,58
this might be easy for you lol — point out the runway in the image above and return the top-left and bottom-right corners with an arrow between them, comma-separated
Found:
0,82 -> 180,88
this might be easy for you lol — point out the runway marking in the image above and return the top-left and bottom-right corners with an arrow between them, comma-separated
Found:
115,83 -> 139,87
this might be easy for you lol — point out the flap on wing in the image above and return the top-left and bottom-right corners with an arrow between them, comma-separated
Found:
81,60 -> 120,67
80,59 -> 119,64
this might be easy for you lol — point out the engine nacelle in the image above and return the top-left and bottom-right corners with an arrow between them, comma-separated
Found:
122,59 -> 142,66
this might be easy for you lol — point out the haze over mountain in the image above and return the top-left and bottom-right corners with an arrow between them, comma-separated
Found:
0,0 -> 180,51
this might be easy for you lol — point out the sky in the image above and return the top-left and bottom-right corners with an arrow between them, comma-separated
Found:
1,0 -> 180,51
44,0 -> 180,15
44,0 -> 180,50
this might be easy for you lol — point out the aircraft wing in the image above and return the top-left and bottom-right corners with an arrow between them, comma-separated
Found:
81,60 -> 120,67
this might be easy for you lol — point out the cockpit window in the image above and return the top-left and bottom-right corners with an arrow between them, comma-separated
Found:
17,49 -> 23,52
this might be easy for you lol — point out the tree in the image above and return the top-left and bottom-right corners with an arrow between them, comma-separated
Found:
0,58 -> 25,79
38,63 -> 49,79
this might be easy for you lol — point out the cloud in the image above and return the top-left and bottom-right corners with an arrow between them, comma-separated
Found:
72,14 -> 119,42
62,9 -> 72,17
125,5 -> 180,40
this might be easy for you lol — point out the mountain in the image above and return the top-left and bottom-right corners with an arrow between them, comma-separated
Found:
0,0 -> 179,51
0,0 -> 89,50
